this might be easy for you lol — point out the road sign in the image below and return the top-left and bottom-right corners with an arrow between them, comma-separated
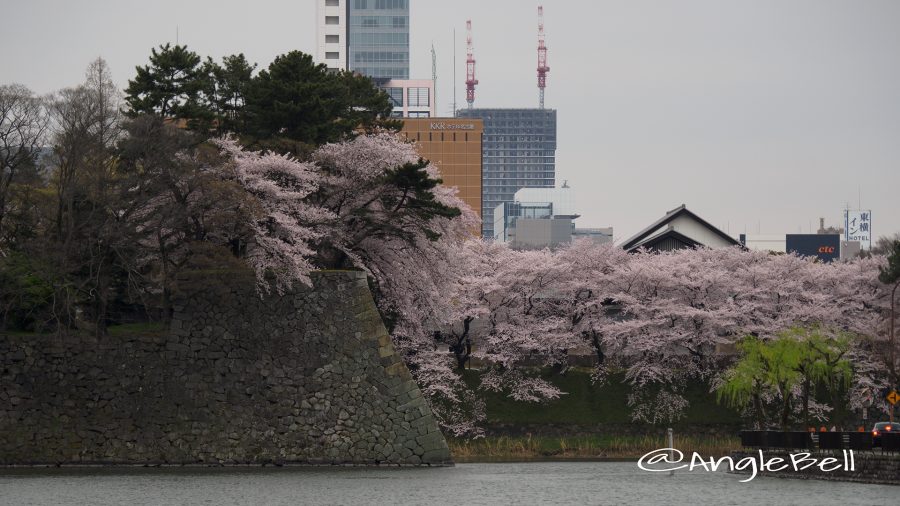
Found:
887,390 -> 900,406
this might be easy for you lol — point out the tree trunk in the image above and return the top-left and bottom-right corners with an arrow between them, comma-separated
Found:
753,389 -> 766,429
891,282 -> 898,387
801,377 -> 810,428
450,316 -> 473,370
780,383 -> 791,431
587,330 -> 605,365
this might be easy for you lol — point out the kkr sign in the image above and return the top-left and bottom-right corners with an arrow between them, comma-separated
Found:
429,122 -> 476,131
786,234 -> 841,263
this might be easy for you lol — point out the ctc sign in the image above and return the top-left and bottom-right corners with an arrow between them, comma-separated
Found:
818,246 -> 835,254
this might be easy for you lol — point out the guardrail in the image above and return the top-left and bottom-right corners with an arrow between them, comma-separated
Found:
739,430 -> 900,452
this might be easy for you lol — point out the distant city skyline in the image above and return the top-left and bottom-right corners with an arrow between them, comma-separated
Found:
2,0 -> 899,241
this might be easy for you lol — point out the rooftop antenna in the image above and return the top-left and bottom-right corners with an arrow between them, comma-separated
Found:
176,25 -> 179,44
465,20 -> 478,109
537,6 -> 550,109
431,43 -> 437,114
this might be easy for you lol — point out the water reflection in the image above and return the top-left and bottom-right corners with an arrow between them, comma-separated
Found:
1,462 -> 895,506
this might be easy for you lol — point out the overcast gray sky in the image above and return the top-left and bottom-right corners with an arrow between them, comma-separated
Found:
2,0 -> 899,241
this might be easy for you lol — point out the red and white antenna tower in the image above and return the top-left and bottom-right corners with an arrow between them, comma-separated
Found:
537,6 -> 550,109
465,20 -> 478,109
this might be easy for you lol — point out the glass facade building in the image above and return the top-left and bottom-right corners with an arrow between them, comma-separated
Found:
347,0 -> 410,79
457,108 -> 557,239
317,1 -> 426,117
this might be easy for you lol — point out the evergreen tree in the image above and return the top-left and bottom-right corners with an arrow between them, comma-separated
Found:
243,51 -> 397,150
207,54 -> 256,134
125,44 -> 213,129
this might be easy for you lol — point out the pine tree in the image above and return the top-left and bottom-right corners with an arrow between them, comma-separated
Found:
124,44 -> 213,129
242,51 -> 397,150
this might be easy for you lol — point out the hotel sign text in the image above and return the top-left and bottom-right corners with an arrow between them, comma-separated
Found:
429,122 -> 476,131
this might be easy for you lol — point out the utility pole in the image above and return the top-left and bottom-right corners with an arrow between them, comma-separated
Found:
431,43 -> 437,114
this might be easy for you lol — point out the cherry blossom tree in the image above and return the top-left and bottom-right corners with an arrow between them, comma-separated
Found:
215,136 -> 328,292
216,132 -> 492,434
555,243 -> 890,423
214,131 -> 892,431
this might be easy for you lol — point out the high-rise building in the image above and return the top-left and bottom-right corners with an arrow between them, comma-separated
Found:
378,79 -> 434,118
400,118 -> 483,220
315,0 -> 425,118
315,0 -> 410,80
316,0 -> 347,72
457,108 -> 557,238
348,0 -> 410,79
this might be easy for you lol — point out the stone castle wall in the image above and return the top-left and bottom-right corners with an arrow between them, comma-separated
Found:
0,270 -> 451,466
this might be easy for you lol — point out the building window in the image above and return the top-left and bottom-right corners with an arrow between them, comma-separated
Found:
325,52 -> 340,60
375,0 -> 407,9
325,34 -> 340,43
325,16 -> 339,25
407,87 -> 430,107
326,0 -> 340,6
354,0 -> 367,8
392,16 -> 407,28
409,112 -> 429,118
384,87 -> 403,108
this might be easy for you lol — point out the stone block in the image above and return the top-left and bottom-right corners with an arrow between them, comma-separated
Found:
0,270 -> 451,467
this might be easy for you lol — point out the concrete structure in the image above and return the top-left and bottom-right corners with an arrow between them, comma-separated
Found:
0,270 -> 451,466
841,240 -> 861,260
316,0 -> 347,72
400,117 -> 483,219
379,78 -> 434,118
573,227 -> 615,244
315,0 -> 410,80
739,234 -> 787,253
508,218 -> 573,250
513,187 -> 577,217
741,233 -> 861,261
494,187 -> 573,243
621,205 -> 741,252
494,186 -> 612,250
457,108 -> 557,238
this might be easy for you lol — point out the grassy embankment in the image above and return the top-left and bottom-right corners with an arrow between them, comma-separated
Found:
450,369 -> 742,461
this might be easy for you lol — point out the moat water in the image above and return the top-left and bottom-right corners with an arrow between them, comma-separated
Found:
1,461 -> 895,505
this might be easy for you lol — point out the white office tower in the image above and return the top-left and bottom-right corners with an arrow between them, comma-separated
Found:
316,0 -> 347,72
